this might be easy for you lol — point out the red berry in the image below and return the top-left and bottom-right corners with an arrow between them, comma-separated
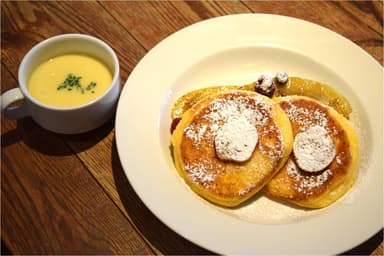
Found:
170,117 -> 181,134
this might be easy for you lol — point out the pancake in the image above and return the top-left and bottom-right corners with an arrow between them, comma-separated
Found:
264,96 -> 359,208
171,90 -> 293,207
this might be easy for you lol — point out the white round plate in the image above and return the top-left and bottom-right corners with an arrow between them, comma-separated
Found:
115,14 -> 383,254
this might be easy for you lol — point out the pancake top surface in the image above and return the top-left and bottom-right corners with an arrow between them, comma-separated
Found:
270,96 -> 357,201
173,90 -> 291,203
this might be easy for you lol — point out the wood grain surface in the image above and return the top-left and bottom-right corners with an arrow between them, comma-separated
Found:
1,1 -> 383,255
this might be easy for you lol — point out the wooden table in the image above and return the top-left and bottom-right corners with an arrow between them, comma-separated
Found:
1,1 -> 383,255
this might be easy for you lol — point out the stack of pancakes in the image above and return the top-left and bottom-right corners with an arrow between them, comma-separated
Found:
171,81 -> 358,209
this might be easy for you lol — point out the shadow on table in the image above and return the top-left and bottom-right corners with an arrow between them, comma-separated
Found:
1,117 -> 113,155
1,239 -> 11,255
343,229 -> 383,255
110,138 -> 214,255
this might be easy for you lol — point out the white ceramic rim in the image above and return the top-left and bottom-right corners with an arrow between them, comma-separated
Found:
115,14 -> 383,254
17,33 -> 120,111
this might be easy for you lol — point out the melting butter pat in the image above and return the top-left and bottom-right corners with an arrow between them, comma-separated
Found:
214,117 -> 258,162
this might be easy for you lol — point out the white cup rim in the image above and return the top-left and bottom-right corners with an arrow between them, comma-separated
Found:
18,33 -> 120,111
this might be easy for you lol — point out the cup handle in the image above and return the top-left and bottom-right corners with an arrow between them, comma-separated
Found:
1,88 -> 29,119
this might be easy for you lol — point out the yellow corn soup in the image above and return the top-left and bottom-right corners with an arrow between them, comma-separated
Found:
28,54 -> 113,107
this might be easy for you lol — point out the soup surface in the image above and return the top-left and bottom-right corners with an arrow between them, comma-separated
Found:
28,54 -> 113,107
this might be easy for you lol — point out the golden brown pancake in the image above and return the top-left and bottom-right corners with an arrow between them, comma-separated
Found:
171,90 -> 293,207
264,96 -> 358,208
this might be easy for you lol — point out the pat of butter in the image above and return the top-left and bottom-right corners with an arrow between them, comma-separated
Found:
214,117 -> 258,162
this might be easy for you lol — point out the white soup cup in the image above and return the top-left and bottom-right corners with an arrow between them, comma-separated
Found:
1,33 -> 120,134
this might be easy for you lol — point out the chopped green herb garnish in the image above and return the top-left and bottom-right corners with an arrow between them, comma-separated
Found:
86,81 -> 97,91
57,73 -> 97,94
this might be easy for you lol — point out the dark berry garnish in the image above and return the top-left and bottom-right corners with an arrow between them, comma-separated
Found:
255,74 -> 276,97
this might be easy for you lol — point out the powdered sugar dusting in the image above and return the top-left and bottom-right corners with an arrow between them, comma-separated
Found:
284,100 -> 329,132
204,93 -> 270,129
258,125 -> 285,159
185,124 -> 208,145
182,92 -> 285,187
185,158 -> 219,187
287,160 -> 332,196
336,154 -> 343,165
